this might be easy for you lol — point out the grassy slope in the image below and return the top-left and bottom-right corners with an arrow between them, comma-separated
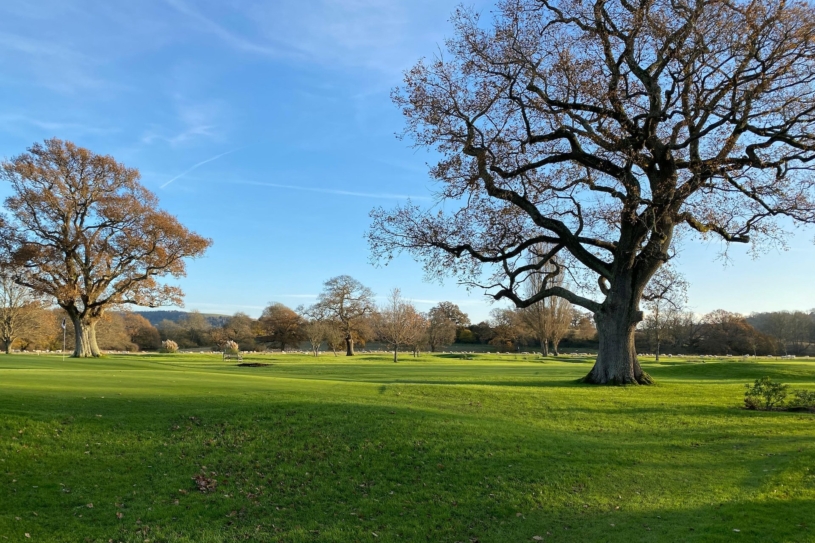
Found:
0,353 -> 813,543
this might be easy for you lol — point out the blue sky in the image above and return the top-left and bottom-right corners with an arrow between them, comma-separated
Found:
0,0 -> 813,322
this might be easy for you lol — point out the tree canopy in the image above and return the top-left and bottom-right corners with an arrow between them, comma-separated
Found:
369,0 -> 815,383
0,139 -> 212,357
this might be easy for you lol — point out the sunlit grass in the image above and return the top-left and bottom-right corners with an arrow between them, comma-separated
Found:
1,352 -> 813,542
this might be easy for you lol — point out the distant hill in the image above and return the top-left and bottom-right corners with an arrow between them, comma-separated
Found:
135,310 -> 230,328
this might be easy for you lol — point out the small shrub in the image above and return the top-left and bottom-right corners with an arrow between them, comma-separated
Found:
160,339 -> 179,354
744,376 -> 788,410
789,389 -> 815,409
224,340 -> 239,355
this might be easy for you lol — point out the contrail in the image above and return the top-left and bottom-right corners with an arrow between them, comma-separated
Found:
231,179 -> 432,201
161,149 -> 240,189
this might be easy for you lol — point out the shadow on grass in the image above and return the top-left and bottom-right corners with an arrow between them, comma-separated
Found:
1,391 -> 813,542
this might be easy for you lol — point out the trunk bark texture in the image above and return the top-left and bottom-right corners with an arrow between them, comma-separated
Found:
345,334 -> 355,356
393,346 -> 398,363
583,272 -> 652,385
71,315 -> 101,358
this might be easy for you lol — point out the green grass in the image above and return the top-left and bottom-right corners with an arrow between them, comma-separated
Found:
1,352 -> 813,542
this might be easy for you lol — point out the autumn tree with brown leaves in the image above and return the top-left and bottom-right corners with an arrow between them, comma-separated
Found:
0,139 -> 212,357
258,303 -> 305,351
369,0 -> 815,384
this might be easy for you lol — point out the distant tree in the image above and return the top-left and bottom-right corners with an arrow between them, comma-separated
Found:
121,312 -> 161,351
569,311 -> 597,343
258,303 -> 304,351
309,276 -> 376,356
156,319 -> 189,347
179,311 -> 213,347
426,301 -> 470,352
489,308 -> 526,351
700,310 -> 775,356
303,320 -> 327,357
94,313 -> 136,351
0,272 -> 45,354
370,0 -> 815,384
324,322 -> 346,357
517,244 -> 573,356
407,312 -> 429,357
748,311 -> 815,355
13,307 -> 64,352
456,328 -> 476,344
469,321 -> 496,345
641,267 -> 688,361
0,139 -> 211,357
222,312 -> 258,350
376,289 -> 425,362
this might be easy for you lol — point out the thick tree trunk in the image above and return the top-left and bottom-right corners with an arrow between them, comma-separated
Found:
393,346 -> 398,363
71,315 -> 100,358
3,340 -> 10,354
345,335 -> 355,356
583,281 -> 652,385
89,322 -> 101,357
552,340 -> 560,356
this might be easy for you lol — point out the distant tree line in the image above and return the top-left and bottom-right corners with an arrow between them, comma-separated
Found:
2,270 -> 814,357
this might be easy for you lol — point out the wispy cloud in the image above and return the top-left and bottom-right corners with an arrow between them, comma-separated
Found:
0,31 -> 112,92
161,149 -> 240,188
141,98 -> 228,147
162,0 -> 456,77
229,179 -> 431,201
163,0 -> 286,58
0,113 -> 115,136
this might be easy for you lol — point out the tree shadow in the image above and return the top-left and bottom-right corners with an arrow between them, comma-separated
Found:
2,391 -> 812,542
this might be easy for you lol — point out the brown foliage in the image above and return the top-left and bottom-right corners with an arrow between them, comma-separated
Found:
0,139 -> 212,356
257,303 -> 305,351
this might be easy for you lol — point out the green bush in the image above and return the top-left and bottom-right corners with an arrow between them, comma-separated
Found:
789,389 -> 815,409
744,376 -> 788,410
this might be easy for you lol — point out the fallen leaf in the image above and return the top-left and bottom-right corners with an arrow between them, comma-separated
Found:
733,529 -> 741,533
532,537 -> 543,541
86,503 -> 93,508
116,512 -> 123,519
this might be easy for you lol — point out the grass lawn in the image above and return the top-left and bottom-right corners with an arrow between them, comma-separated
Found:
0,352 -> 813,542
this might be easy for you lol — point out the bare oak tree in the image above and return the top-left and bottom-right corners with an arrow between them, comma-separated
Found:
369,0 -> 815,383
303,320 -> 327,357
0,139 -> 212,357
376,288 -> 425,362
309,276 -> 376,356
641,266 -> 688,361
518,244 -> 574,355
